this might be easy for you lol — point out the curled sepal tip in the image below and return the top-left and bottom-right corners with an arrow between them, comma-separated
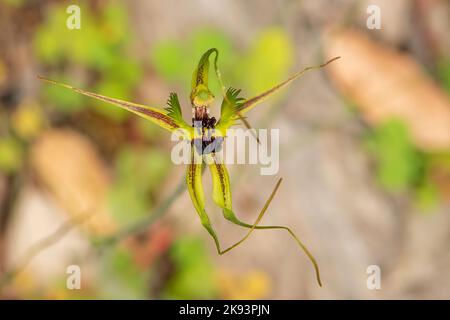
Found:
186,151 -> 287,258
191,48 -> 223,107
208,154 -> 322,287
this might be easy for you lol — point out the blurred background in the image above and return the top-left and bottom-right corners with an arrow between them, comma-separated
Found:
0,0 -> 450,299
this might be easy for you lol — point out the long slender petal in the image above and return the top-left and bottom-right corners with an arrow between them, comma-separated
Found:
238,56 -> 341,115
187,150 -> 282,255
38,76 -> 190,132
186,151 -> 222,253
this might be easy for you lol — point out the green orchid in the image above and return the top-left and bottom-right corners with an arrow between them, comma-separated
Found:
39,49 -> 339,287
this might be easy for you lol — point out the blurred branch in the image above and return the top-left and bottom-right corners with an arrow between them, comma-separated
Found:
0,213 -> 92,290
94,174 -> 188,249
0,172 -> 189,291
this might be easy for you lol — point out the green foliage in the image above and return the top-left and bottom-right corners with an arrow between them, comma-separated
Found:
35,3 -> 110,68
35,1 -> 142,120
366,119 -> 425,192
163,236 -> 217,299
365,119 -> 445,211
108,147 -> 170,226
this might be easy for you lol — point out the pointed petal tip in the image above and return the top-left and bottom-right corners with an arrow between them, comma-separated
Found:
325,56 -> 341,65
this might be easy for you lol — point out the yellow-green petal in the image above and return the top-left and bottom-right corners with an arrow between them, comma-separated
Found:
38,76 -> 190,132
190,48 -> 219,107
238,56 -> 340,115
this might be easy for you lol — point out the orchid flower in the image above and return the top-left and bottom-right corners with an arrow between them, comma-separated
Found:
39,48 -> 340,286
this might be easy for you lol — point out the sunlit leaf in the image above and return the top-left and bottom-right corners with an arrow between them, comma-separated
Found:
238,27 -> 294,94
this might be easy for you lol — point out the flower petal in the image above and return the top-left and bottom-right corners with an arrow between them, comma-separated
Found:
238,56 -> 340,115
38,76 -> 190,132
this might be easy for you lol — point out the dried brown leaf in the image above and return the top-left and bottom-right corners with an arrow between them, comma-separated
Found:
325,29 -> 450,151
30,129 -> 116,235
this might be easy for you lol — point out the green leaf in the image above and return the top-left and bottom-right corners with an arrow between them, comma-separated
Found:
238,27 -> 294,94
35,1 -> 143,117
366,119 -> 425,192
